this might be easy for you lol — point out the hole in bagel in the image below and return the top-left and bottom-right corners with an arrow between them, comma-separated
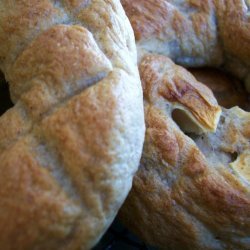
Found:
172,108 -> 204,135
0,72 -> 13,115
172,68 -> 249,183
230,153 -> 250,183
230,152 -> 239,162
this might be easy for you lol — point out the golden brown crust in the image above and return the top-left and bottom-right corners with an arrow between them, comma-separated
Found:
0,0 -> 145,249
9,25 -> 112,102
122,0 -> 250,84
122,0 -> 215,43
0,138 -> 82,249
140,55 -> 221,132
122,0 -> 221,64
119,59 -> 250,249
119,2 -> 250,248
217,0 -> 250,67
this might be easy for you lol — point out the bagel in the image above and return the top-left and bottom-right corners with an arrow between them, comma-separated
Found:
0,1 -> 145,249
119,1 -> 250,249
120,54 -> 250,249
122,0 -> 250,91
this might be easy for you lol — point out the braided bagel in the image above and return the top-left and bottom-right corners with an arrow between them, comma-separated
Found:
119,1 -> 250,249
0,1 -> 145,249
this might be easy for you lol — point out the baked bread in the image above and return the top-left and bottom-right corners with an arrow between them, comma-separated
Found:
0,1 -> 145,249
119,1 -> 250,248
119,55 -> 250,249
122,0 -> 250,91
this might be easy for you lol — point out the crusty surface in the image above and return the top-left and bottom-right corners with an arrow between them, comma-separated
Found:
119,56 -> 250,249
0,1 -> 145,249
121,0 -> 250,90
120,1 -> 250,248
140,55 -> 221,133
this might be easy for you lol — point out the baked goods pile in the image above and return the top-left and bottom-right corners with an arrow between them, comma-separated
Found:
119,0 -> 250,249
0,1 -> 145,249
0,0 -> 250,249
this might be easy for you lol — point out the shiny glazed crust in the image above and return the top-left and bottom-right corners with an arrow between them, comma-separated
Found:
0,1 -> 145,249
119,55 -> 250,249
